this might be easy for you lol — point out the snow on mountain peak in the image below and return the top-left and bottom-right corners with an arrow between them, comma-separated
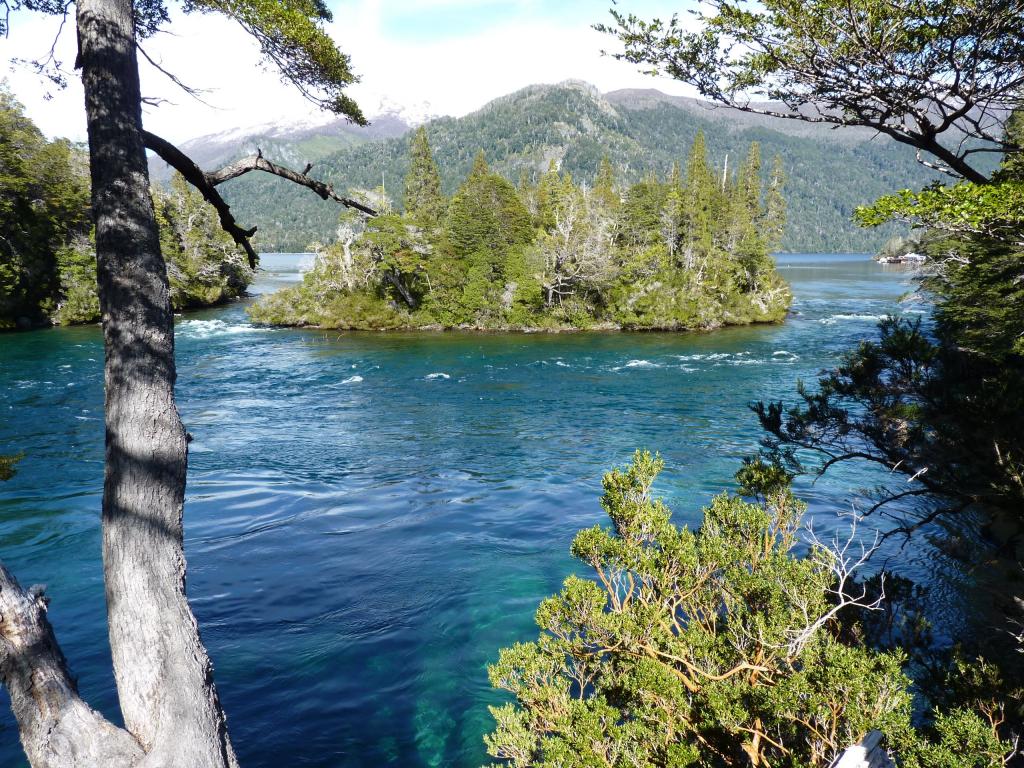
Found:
371,96 -> 438,127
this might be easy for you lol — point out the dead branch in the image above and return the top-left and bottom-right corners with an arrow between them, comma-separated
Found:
143,130 -> 260,267
142,131 -> 378,269
204,151 -> 378,216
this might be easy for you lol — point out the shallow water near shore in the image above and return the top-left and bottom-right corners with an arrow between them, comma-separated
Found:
0,254 -> 955,766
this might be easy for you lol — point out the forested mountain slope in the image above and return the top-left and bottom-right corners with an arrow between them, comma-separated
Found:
194,81 -> 950,253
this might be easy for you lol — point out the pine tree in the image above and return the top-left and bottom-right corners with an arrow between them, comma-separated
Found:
761,154 -> 787,252
402,126 -> 446,227
536,159 -> 563,230
727,142 -> 764,255
470,148 -> 490,178
662,161 -> 685,257
444,152 -> 533,269
683,130 -> 716,259
592,156 -> 619,213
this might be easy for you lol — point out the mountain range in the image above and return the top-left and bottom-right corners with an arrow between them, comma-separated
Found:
150,81 -> 951,253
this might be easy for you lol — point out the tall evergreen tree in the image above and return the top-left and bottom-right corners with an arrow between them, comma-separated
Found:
762,154 -> 787,252
682,130 -> 716,259
727,142 -> 764,253
535,159 -> 563,230
470,148 -> 490,178
402,126 -> 446,227
662,161 -> 685,257
592,156 -> 620,213
445,151 -> 532,268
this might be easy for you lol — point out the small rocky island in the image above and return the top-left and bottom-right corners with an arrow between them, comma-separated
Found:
249,129 -> 791,332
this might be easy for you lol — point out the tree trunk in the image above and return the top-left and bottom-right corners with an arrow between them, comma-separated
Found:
77,0 -> 236,764
385,268 -> 417,308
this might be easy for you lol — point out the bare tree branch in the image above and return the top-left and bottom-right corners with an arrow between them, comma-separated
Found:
136,41 -> 215,107
143,131 -> 378,270
142,130 -> 261,268
205,151 -> 379,216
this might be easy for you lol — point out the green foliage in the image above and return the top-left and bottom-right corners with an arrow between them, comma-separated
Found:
0,88 -> 90,327
248,281 -> 407,329
154,174 -> 254,311
759,108 -> 1024,517
403,127 -> 447,227
445,152 -> 533,268
253,133 -> 792,330
182,0 -> 364,121
735,456 -> 793,499
755,309 -> 1024,517
597,0 -> 1022,183
998,109 -> 1024,183
0,98 -> 253,328
485,451 -> 916,767
855,181 -> 1024,245
218,82 -> 943,254
0,452 -> 23,481
486,453 -> 1022,767
53,234 -> 100,325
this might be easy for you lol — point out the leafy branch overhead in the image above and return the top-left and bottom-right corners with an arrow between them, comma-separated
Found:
182,0 -> 365,121
4,0 -> 364,122
856,181 -> 1024,245
597,0 -> 1024,183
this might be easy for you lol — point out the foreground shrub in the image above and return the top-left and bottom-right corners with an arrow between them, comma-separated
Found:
485,452 -> 1016,767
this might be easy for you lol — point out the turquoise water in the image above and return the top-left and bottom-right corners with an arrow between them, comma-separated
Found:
0,255 -> 924,766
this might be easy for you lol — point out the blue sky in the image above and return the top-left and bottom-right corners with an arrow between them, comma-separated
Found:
2,1 -> 697,142
363,0 -> 680,43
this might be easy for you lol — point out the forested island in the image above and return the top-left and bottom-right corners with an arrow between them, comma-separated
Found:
0,91 -> 251,330
250,129 -> 790,331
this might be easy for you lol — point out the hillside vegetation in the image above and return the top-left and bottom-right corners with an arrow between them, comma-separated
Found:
214,82 -> 954,253
249,128 -> 790,331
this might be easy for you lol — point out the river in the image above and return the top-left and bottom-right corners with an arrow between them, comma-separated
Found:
0,254 -> 932,766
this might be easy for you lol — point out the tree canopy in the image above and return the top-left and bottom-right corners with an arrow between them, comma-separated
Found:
597,0 -> 1024,183
485,452 -> 1018,767
0,88 -> 90,327
250,135 -> 792,332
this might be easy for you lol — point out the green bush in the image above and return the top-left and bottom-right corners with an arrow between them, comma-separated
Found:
485,452 -> 1016,767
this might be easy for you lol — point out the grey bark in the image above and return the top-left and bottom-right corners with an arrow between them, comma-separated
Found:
81,0 -> 237,763
0,0 -> 239,765
0,565 -> 144,766
384,268 -> 417,308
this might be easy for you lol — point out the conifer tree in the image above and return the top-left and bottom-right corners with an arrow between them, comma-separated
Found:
536,159 -> 563,230
445,150 -> 532,270
762,154 -> 787,252
592,156 -> 620,213
727,142 -> 764,254
470,148 -> 490,178
662,161 -> 685,257
402,126 -> 446,227
682,130 -> 716,260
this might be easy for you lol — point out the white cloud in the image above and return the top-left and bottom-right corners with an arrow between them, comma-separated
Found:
2,3 -> 695,144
